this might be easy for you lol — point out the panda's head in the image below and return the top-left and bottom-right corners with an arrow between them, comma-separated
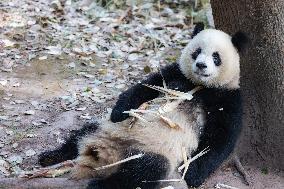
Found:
179,23 -> 248,89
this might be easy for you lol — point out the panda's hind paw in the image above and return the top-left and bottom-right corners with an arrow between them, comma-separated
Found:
38,150 -> 63,167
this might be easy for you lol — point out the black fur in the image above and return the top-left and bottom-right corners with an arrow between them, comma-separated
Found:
231,31 -> 248,52
184,87 -> 242,187
38,122 -> 99,167
212,52 -> 221,66
110,63 -> 242,188
191,22 -> 205,38
192,48 -> 202,60
87,150 -> 169,189
39,62 -> 242,188
111,63 -> 194,123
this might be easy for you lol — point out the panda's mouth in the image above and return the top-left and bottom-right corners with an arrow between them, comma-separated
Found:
194,72 -> 210,77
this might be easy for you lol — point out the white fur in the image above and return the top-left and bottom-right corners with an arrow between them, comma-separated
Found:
73,102 -> 205,184
179,29 -> 240,89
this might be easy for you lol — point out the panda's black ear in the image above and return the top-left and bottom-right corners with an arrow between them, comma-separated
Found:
231,31 -> 249,52
191,22 -> 205,38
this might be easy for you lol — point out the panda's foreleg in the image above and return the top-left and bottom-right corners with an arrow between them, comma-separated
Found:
38,122 -> 99,167
111,63 -> 189,123
86,150 -> 169,189
184,114 -> 242,187
110,74 -> 162,123
184,143 -> 236,187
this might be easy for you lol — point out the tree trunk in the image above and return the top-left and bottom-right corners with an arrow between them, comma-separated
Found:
211,0 -> 284,170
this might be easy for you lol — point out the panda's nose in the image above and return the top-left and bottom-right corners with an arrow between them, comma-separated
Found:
196,62 -> 207,69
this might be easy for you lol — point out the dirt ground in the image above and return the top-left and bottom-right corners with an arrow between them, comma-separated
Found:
0,0 -> 283,188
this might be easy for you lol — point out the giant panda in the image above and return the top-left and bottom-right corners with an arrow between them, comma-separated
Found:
38,23 -> 248,189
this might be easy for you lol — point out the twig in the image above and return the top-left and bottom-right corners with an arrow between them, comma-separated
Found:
143,179 -> 182,183
94,153 -> 144,171
233,155 -> 251,185
123,111 -> 150,125
125,109 -> 181,130
48,160 -> 76,169
194,0 -> 198,9
125,85 -> 202,130
158,68 -> 169,103
124,109 -> 157,115
178,147 -> 210,172
20,160 -> 76,179
160,186 -> 174,189
153,97 -> 187,101
158,68 -> 167,90
181,147 -> 190,180
160,115 -> 181,130
158,99 -> 183,114
144,147 -> 209,183
215,183 -> 240,189
255,145 -> 266,161
181,147 -> 188,165
128,102 -> 149,128
190,86 -> 203,94
117,7 -> 132,24
143,84 -> 198,100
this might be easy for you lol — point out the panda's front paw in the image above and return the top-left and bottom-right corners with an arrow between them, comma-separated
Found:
184,163 -> 204,187
110,108 -> 129,123
185,177 -> 204,188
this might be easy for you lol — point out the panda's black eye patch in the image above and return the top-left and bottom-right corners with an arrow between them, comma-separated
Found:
212,52 -> 221,66
191,48 -> 201,60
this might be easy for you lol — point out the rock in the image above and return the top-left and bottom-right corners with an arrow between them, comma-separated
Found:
0,159 -> 10,176
24,110 -> 35,115
12,143 -> 18,148
115,84 -> 126,89
0,116 -> 9,121
46,45 -> 62,55
76,107 -> 87,111
7,155 -> 23,165
38,56 -> 48,60
0,80 -> 8,86
25,149 -> 37,157
67,62 -> 76,68
161,7 -> 174,17
15,100 -> 25,104
128,53 -> 139,61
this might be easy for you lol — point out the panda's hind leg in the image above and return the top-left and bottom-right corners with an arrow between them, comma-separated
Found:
85,149 -> 170,189
70,131 -> 125,180
38,122 -> 99,167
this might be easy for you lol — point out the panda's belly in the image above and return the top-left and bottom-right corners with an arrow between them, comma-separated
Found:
76,101 -> 205,179
125,101 -> 206,166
